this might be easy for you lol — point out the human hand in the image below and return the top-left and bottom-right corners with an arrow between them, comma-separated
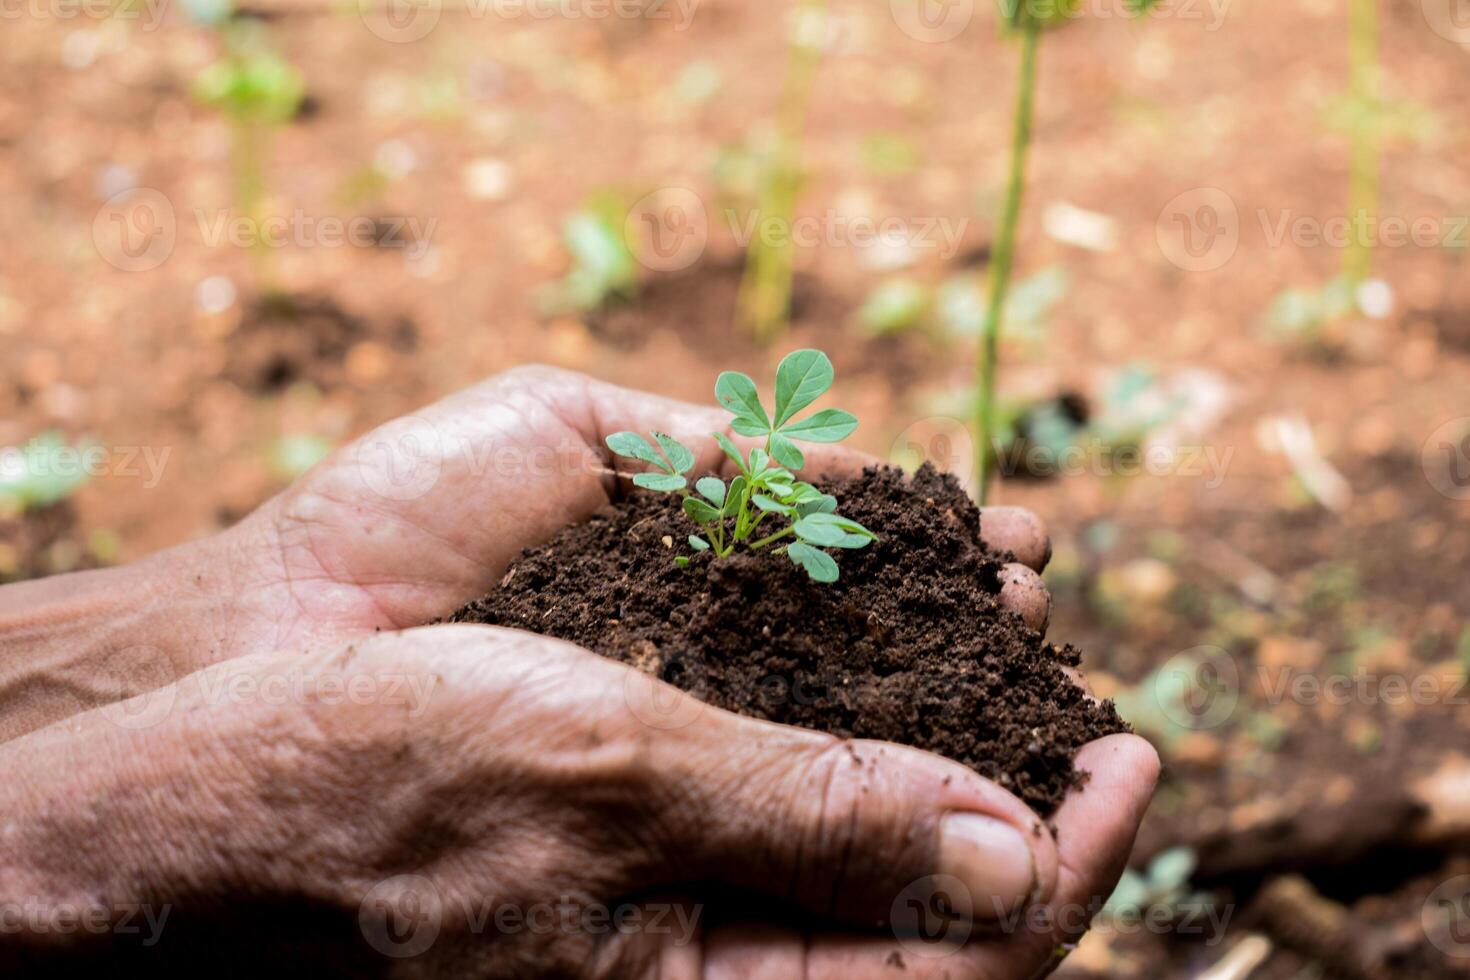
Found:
0,624 -> 1158,978
0,366 -> 1052,740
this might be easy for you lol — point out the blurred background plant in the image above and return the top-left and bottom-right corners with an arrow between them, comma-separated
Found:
734,0 -> 827,344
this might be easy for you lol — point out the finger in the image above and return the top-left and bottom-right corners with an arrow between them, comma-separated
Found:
979,507 -> 1051,571
961,734 -> 1163,978
1059,665 -> 1097,703
641,675 -> 1062,932
997,563 -> 1051,632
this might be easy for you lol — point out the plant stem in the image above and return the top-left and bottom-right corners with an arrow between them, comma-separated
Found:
976,18 -> 1041,506
1343,0 -> 1379,287
736,0 -> 826,343
748,525 -> 796,550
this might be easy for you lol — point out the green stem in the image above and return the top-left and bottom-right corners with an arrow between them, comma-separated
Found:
1344,0 -> 1379,287
976,18 -> 1041,506
748,526 -> 796,550
737,0 -> 826,343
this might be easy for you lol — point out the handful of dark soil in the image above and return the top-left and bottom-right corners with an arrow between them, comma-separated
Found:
450,464 -> 1127,815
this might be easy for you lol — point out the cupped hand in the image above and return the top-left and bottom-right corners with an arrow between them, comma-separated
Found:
2,624 -> 1157,979
224,365 -> 1057,658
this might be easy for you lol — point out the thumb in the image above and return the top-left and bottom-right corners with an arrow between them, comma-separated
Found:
632,670 -> 1061,931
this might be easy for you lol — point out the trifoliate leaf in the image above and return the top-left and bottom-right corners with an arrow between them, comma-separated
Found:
696,476 -> 726,507
633,472 -> 687,492
688,535 -> 711,551
769,432 -> 805,470
653,432 -> 695,474
715,371 -> 770,430
773,349 -> 834,427
788,542 -> 839,583
607,431 -> 669,471
683,496 -> 722,523
780,409 -> 857,443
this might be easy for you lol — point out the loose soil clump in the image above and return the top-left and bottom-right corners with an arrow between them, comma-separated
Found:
451,463 -> 1127,815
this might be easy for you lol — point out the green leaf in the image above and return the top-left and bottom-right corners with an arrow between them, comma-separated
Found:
763,468 -> 795,494
674,556 -> 691,568
730,416 -> 770,438
752,494 -> 794,514
688,535 -> 711,551
797,494 -> 838,517
723,475 -> 747,517
801,512 -> 876,537
773,349 -> 834,427
606,431 -> 669,472
633,472 -> 687,492
788,542 -> 839,583
769,432 -> 805,470
713,432 -> 747,474
748,448 -> 770,473
715,372 -> 770,430
780,409 -> 857,443
696,477 -> 726,507
793,513 -> 874,549
683,496 -> 722,523
653,432 -> 695,474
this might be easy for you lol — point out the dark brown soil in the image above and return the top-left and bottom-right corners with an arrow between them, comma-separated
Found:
225,291 -> 417,393
0,501 -> 103,584
450,463 -> 1128,816
583,257 -> 934,391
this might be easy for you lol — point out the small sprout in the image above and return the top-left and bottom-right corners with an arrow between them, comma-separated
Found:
605,349 -> 874,583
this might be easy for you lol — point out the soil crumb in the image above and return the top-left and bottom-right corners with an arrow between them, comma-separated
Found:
450,464 -> 1128,815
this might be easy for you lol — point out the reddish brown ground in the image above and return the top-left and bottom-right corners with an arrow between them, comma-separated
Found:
5,1 -> 1470,974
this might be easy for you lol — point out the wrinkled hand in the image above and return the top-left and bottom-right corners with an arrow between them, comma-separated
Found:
0,365 -> 1160,978
228,365 -> 1058,656
3,624 -> 1157,979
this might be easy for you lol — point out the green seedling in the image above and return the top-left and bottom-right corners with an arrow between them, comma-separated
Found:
735,0 -> 826,343
604,349 -> 874,582
538,190 -> 640,316
0,432 -> 89,513
193,19 -> 304,286
974,0 -> 1159,503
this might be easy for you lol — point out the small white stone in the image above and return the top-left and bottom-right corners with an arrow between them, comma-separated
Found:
374,139 -> 417,180
195,276 -> 237,314
463,158 -> 514,201
1356,278 -> 1394,320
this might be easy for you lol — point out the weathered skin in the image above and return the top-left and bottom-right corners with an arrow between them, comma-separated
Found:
0,367 -> 1158,978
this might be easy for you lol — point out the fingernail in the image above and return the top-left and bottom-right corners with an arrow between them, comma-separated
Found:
938,813 -> 1036,917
